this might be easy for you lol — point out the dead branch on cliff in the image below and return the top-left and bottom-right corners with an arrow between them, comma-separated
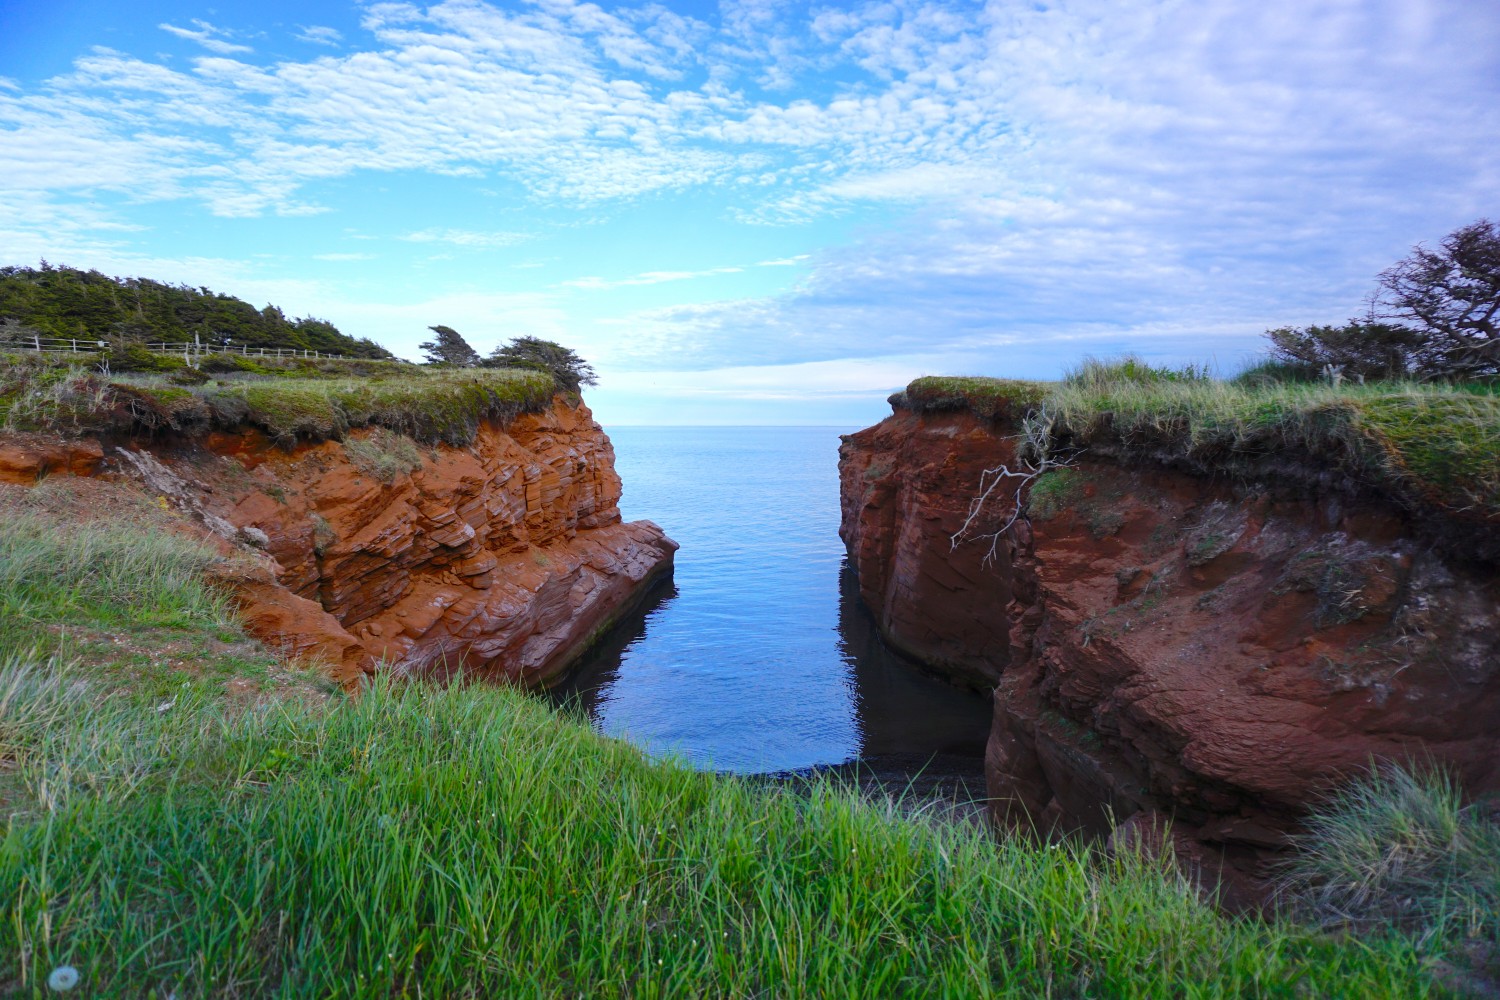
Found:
949,405 -> 1082,565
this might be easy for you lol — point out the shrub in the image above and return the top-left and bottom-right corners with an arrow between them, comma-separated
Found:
104,343 -> 188,374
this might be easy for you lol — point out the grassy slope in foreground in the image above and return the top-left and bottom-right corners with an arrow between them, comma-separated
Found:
0,354 -> 556,446
0,498 -> 1441,997
898,375 -> 1500,521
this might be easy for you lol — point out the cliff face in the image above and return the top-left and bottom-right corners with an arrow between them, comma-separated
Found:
2,396 -> 675,687
840,406 -> 1500,866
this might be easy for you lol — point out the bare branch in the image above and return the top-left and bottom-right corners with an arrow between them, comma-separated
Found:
949,405 -> 1082,565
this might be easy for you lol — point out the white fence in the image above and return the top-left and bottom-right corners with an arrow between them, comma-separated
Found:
143,342 -> 351,360
0,335 -> 109,354
0,335 -> 350,361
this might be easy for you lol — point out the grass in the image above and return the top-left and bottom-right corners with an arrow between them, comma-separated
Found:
344,428 -> 425,483
0,483 -> 1460,997
1278,764 -> 1500,948
0,362 -> 556,446
898,363 -> 1500,522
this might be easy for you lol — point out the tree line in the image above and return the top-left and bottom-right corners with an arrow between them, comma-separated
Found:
0,262 -> 395,359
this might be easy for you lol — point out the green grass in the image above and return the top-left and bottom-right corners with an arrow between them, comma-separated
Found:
0,364 -> 556,446
896,376 -> 1049,421
897,371 -> 1500,521
0,509 -> 232,658
344,428 -> 425,483
0,668 -> 1443,999
1278,764 -> 1500,948
0,487 -> 1458,998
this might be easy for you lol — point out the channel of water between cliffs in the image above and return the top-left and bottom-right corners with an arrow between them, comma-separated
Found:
547,426 -> 993,800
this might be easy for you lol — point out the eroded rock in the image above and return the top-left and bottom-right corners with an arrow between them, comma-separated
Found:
839,406 -> 1500,871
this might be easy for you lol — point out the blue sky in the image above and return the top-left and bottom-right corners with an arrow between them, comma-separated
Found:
2,0 -> 1497,425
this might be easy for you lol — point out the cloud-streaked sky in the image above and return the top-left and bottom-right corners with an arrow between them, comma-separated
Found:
3,0 -> 1497,424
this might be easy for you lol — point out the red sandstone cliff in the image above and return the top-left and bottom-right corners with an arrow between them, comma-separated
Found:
840,404 -> 1500,879
1,397 -> 675,687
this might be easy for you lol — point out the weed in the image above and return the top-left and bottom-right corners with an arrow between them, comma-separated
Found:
1028,468 -> 1082,520
309,513 -> 338,556
344,428 -> 423,483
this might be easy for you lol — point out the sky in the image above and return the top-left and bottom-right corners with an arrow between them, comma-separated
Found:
1,1 -> 1497,425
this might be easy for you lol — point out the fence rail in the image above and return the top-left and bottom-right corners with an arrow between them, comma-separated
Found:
143,343 -> 351,360
0,336 -> 351,361
0,335 -> 109,354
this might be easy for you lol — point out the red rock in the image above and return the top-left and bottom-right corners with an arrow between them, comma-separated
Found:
4,396 -> 675,689
0,435 -> 103,483
840,405 -> 1500,870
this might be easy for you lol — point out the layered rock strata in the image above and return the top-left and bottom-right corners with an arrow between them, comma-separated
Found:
3,397 -> 675,687
840,404 -> 1500,876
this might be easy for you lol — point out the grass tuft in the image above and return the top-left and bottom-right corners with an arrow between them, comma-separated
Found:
899,376 -> 1048,421
344,428 -> 424,483
1279,763 -> 1500,946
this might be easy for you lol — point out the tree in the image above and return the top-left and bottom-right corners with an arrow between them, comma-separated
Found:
418,324 -> 481,367
484,336 -> 597,391
1264,320 -> 1423,381
1376,218 -> 1500,378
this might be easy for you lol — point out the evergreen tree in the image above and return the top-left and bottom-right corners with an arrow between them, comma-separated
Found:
484,336 -> 597,391
418,325 -> 481,367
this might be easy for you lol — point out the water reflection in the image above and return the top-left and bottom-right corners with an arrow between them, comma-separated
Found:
551,559 -> 991,779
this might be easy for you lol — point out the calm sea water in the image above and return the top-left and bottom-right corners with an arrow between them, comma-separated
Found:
551,426 -> 992,778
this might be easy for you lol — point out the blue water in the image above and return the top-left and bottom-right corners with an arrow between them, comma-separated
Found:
552,426 -> 992,776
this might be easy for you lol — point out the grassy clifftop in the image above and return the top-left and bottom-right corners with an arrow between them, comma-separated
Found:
895,372 -> 1500,525
0,352 -> 556,446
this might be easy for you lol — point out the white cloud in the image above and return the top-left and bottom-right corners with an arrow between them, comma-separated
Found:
399,228 -> 533,249
3,0 -> 1498,395
158,19 -> 253,55
294,25 -> 343,47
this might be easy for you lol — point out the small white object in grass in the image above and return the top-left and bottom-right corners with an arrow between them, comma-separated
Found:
47,966 -> 80,991
156,700 -> 176,713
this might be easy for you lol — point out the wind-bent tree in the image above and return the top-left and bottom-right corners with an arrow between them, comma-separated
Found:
1377,218 -> 1500,378
1264,320 -> 1424,381
484,337 -> 597,391
1260,219 -> 1500,381
418,324 -> 481,367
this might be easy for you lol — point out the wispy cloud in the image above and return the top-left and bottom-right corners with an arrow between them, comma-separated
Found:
294,25 -> 343,47
561,266 -> 746,290
399,228 -> 532,250
3,0 -> 1498,399
158,19 -> 252,55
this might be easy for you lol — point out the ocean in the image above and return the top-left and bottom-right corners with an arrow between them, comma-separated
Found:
552,426 -> 992,779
